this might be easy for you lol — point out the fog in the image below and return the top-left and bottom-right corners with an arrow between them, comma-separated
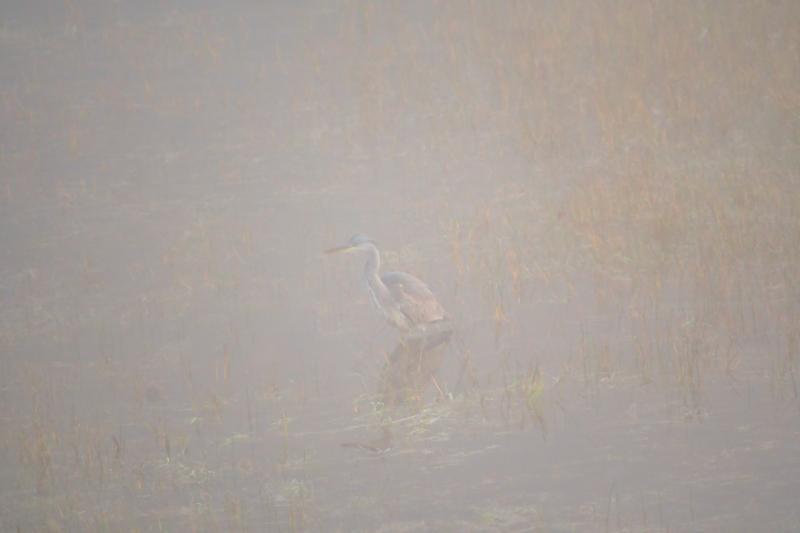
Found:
1,1 -> 799,531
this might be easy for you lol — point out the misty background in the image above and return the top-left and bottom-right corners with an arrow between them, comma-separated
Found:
1,1 -> 799,531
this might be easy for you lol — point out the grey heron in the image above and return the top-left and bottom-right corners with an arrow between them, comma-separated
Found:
325,234 -> 450,338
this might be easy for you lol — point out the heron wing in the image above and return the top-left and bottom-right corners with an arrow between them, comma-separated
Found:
381,271 -> 448,327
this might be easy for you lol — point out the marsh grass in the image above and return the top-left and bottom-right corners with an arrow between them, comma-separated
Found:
1,0 -> 798,531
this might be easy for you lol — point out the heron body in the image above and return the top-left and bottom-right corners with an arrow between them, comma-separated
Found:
326,234 -> 448,334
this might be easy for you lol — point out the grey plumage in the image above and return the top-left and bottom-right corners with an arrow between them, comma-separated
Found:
325,234 -> 448,334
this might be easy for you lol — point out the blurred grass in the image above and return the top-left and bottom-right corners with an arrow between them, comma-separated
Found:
0,0 -> 798,531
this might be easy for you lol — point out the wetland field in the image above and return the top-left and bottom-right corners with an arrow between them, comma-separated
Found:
1,1 -> 799,531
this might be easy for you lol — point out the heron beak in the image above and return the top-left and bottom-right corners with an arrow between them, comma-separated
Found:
324,245 -> 353,255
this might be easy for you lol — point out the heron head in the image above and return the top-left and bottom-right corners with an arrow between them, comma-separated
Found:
325,234 -> 376,255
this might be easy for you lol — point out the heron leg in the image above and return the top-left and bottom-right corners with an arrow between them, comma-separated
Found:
378,329 -> 453,410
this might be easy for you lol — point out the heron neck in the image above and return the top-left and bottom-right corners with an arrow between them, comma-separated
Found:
363,243 -> 382,283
